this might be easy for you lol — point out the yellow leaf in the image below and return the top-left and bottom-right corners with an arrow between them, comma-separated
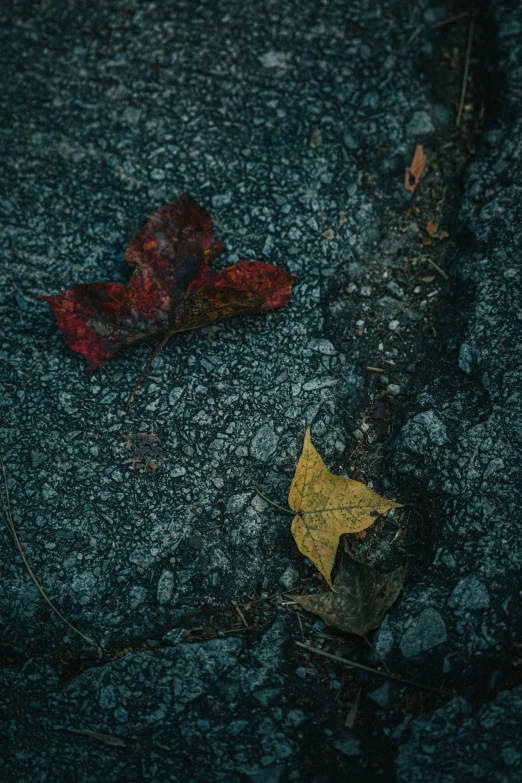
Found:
289,426 -> 402,588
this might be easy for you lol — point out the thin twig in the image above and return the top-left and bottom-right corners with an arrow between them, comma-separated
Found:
426,257 -> 449,280
0,457 -> 99,650
431,11 -> 470,30
234,603 -> 249,629
255,488 -> 295,516
296,642 -> 440,693
66,728 -> 126,747
296,609 -> 305,642
456,17 -> 476,128
126,332 -> 174,406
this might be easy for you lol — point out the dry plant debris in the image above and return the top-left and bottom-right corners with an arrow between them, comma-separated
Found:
122,432 -> 164,473
425,219 -> 440,237
404,144 -> 427,193
66,728 -> 126,748
291,540 -> 407,635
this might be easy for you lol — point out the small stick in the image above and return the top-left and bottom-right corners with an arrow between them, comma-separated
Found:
427,258 -> 449,280
296,609 -> 305,642
295,642 -> 440,693
126,332 -> 174,406
234,603 -> 249,629
255,488 -> 294,516
66,728 -> 126,747
456,17 -> 476,128
0,458 -> 99,650
366,367 -> 384,373
431,11 -> 470,29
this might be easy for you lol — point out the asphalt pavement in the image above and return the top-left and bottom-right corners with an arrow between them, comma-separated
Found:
1,1 -> 521,781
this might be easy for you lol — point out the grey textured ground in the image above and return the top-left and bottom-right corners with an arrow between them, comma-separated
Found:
1,0 -> 521,781
393,2 -> 522,779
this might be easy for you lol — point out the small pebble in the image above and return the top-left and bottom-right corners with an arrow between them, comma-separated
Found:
388,320 -> 400,331
296,667 -> 307,679
386,280 -> 404,299
280,565 -> 299,590
360,286 -> 372,297
387,384 -> 400,396
353,429 -> 364,441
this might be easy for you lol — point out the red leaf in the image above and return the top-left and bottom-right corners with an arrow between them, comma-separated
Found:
40,193 -> 294,401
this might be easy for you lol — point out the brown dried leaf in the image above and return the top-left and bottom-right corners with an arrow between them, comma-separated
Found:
404,144 -> 427,193
425,219 -> 439,237
290,540 -> 407,635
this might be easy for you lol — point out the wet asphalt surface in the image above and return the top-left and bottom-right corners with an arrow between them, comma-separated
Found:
1,1 -> 522,781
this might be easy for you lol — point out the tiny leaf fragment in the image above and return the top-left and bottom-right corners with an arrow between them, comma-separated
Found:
425,219 -> 439,237
404,144 -> 427,193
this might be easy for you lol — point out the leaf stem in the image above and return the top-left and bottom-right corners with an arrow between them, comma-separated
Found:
295,642 -> 440,693
255,488 -> 295,516
456,16 -> 475,128
126,332 -> 174,406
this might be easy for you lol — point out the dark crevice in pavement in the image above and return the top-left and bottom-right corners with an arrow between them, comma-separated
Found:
316,0 -> 491,589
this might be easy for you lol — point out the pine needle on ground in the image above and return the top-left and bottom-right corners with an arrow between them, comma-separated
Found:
0,456 -> 99,650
